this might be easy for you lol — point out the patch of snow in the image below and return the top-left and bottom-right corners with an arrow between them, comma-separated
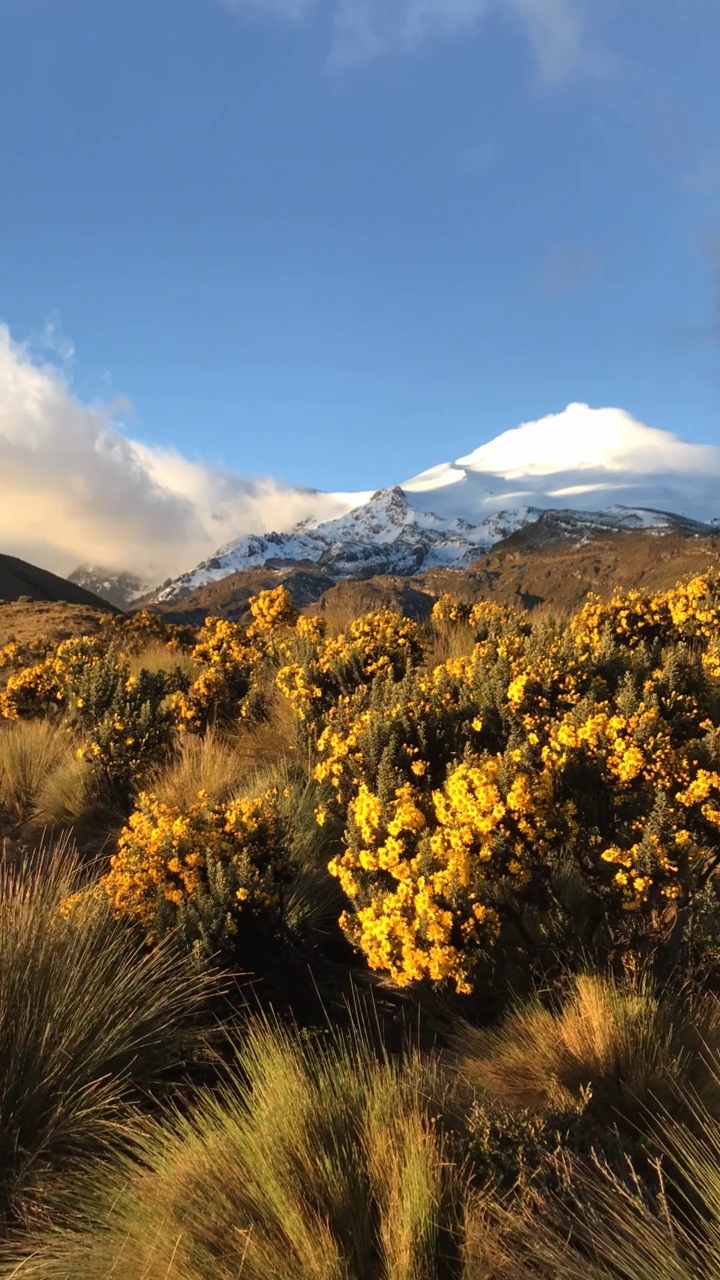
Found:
147,405 -> 720,602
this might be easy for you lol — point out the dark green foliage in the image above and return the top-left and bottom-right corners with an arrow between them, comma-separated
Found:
68,651 -> 187,806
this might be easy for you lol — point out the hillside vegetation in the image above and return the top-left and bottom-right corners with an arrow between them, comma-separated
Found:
145,525 -> 720,625
2,573 -> 720,1275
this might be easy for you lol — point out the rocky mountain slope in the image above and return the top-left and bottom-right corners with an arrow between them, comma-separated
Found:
70,405 -> 720,609
66,567 -> 151,611
146,520 -> 720,627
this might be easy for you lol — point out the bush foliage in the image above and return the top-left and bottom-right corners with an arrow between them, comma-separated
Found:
3,575 -> 720,1273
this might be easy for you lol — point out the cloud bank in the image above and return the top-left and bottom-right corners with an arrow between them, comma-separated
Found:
223,0 -> 609,83
402,404 -> 720,526
0,325 -> 360,584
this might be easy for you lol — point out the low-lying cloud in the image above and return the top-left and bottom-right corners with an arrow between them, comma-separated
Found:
0,325 -> 359,584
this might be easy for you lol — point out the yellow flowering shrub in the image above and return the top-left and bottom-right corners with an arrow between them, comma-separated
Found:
431,595 -> 473,627
0,638 -> 52,674
68,654 -> 186,805
277,609 -> 424,730
323,575 -> 720,989
247,585 -> 298,635
102,786 -> 286,949
170,617 -> 253,732
170,591 -> 301,732
0,635 -> 110,720
7,567 -> 720,989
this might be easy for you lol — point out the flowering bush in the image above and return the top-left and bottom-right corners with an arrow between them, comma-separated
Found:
321,574 -> 720,990
69,654 -> 184,805
7,569 -> 720,992
277,608 -> 424,733
101,786 -> 287,951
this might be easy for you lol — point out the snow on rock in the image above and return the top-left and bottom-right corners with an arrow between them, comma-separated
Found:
402,405 -> 720,524
150,405 -> 720,603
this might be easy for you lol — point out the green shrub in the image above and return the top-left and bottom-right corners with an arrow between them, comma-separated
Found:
69,652 -> 185,807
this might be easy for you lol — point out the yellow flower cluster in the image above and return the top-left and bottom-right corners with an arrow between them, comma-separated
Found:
331,771 -> 507,991
0,638 -> 51,673
277,609 -> 423,729
101,787 -> 284,941
7,566 -> 720,989
0,634 -> 108,720
431,595 -> 473,627
321,572 -> 720,985
248,584 -> 298,633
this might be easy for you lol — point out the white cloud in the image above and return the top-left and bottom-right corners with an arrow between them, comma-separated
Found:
223,0 -> 610,82
0,324 -> 360,583
331,0 -> 487,64
37,313 -> 76,365
403,404 -> 720,525
500,0 -> 589,85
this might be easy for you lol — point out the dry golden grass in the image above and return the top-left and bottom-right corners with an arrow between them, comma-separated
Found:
455,973 -> 720,1129
0,842 -> 215,1224
126,643 -> 198,681
150,729 -> 249,809
0,1019 -> 468,1280
233,686 -> 302,769
0,603 -> 112,650
0,718 -> 94,831
424,619 -> 478,670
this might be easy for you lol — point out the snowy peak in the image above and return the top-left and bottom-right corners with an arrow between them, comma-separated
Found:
67,567 -> 153,611
402,405 -> 720,525
144,405 -> 720,605
453,404 -> 714,478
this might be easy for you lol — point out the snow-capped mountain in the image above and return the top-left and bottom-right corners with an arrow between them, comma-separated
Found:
152,489 -> 543,602
121,405 -> 720,606
66,568 -> 154,611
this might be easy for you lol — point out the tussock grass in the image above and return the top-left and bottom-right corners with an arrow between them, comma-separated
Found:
456,973 -> 720,1128
0,843 -> 216,1221
1,1019 -> 468,1280
233,686 -> 302,767
150,729 -> 248,809
424,619 -> 478,670
483,1094 -> 720,1279
0,720 -> 93,830
126,643 -> 197,681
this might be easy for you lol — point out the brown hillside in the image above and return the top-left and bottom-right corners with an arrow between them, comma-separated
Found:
0,554 -> 120,612
305,577 -> 435,624
307,527 -> 720,623
0,553 -> 119,649
0,602 -> 116,648
134,526 -> 720,628
148,565 -> 335,624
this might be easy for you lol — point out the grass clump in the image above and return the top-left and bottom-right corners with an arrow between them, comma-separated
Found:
126,642 -> 198,682
483,1096 -> 720,1279
1,1019 -> 467,1280
0,719 -> 93,832
0,843 -> 215,1222
150,729 -> 248,809
456,972 -> 720,1132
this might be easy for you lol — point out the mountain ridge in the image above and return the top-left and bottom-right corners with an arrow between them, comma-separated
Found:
68,405 -> 720,608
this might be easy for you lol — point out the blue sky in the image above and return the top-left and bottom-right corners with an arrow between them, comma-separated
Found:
1,0 -> 719,497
